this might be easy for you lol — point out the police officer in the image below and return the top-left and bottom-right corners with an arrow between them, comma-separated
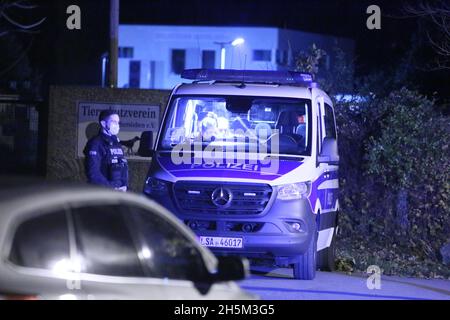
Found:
83,110 -> 128,191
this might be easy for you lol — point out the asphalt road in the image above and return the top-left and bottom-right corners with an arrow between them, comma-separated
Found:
238,266 -> 450,300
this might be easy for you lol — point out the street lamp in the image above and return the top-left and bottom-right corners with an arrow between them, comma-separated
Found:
101,52 -> 108,87
214,37 -> 245,69
231,38 -> 245,46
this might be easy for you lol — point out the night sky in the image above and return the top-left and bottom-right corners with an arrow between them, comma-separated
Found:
3,0 -> 449,102
118,0 -> 447,100
119,0 -> 413,71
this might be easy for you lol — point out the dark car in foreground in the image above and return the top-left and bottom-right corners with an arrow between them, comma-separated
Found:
0,179 -> 255,300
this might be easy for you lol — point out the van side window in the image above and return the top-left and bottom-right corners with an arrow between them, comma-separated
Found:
324,103 -> 336,139
317,102 -> 323,153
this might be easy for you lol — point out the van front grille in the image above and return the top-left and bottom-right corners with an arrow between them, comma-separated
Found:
173,181 -> 272,215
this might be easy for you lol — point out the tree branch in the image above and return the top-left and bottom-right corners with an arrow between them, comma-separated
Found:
0,27 -> 40,37
9,0 -> 38,10
1,11 -> 46,29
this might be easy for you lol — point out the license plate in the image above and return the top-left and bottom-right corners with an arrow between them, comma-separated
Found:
199,236 -> 243,248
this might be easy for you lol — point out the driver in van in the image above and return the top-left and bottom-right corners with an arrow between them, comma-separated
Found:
295,112 -> 307,138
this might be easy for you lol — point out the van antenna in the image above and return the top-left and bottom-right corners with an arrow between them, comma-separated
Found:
238,55 -> 247,88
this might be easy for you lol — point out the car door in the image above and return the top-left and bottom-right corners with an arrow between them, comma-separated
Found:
68,200 -> 239,299
321,102 -> 338,213
316,100 -> 339,251
122,203 -> 243,299
67,202 -> 169,299
313,95 -> 338,208
312,93 -> 328,214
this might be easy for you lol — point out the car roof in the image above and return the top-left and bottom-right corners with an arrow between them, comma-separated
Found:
0,176 -> 103,202
0,176 -> 153,219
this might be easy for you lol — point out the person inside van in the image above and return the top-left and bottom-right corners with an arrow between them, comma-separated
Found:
216,117 -> 230,138
198,114 -> 218,141
276,110 -> 306,135
295,112 -> 307,138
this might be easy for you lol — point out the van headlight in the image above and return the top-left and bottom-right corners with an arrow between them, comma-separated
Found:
277,182 -> 311,200
144,177 -> 169,195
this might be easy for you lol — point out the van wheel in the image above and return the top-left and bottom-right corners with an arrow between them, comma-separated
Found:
292,231 -> 317,280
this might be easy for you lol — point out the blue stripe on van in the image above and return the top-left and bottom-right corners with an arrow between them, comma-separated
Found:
157,156 -> 303,181
308,171 -> 339,212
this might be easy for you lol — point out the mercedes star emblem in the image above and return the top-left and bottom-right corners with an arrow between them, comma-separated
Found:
211,187 -> 233,208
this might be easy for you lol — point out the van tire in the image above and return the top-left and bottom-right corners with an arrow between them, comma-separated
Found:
292,231 -> 317,280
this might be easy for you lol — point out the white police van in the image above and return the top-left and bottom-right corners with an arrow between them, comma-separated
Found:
142,69 -> 339,280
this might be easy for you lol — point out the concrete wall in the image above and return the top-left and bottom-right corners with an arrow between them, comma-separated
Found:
47,86 -> 170,192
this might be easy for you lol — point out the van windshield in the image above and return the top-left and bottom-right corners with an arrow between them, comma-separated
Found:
158,95 -> 312,156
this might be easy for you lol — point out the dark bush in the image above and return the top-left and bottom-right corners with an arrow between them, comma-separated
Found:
304,45 -> 450,278
334,88 -> 450,278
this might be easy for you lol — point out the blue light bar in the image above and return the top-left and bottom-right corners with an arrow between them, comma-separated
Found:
181,69 -> 313,86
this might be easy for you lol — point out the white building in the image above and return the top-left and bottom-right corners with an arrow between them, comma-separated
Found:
118,25 -> 354,90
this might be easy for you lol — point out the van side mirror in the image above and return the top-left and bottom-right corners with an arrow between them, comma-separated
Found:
213,256 -> 249,282
318,137 -> 339,165
137,131 -> 154,157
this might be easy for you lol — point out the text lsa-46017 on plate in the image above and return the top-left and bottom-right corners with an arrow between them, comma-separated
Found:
199,236 -> 243,248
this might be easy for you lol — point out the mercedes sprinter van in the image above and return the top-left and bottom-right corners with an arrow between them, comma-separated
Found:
142,69 -> 339,280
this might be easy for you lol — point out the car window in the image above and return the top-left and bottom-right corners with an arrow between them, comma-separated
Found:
9,211 -> 71,271
125,205 -> 209,281
71,204 -> 145,277
324,103 -> 337,139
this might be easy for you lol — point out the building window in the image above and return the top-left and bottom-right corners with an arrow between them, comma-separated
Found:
253,50 -> 271,62
171,49 -> 186,74
276,50 -> 288,65
129,60 -> 141,88
202,50 -> 215,69
119,47 -> 134,58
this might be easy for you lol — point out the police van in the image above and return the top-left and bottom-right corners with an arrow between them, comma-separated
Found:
141,69 -> 339,280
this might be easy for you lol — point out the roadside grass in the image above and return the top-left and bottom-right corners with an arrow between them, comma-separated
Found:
335,237 -> 450,279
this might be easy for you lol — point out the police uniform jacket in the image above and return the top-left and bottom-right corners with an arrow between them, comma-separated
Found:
83,131 -> 128,188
